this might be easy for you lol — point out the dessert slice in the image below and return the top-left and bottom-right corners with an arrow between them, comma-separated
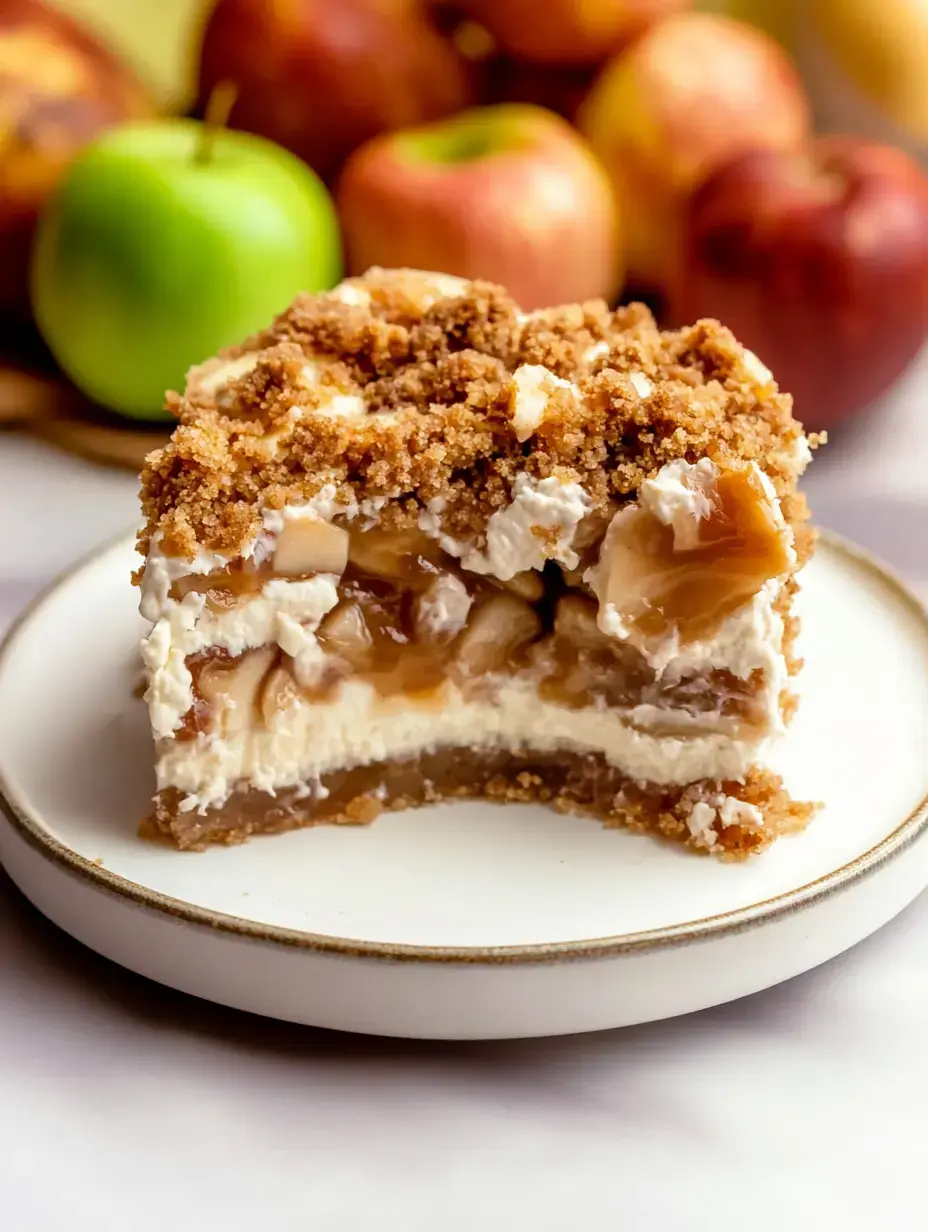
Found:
137,267 -> 821,855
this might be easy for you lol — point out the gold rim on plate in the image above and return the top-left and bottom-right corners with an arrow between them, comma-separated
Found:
1,529 -> 927,965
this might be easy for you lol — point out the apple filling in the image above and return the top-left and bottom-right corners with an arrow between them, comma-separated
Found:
590,463 -> 793,644
168,461 -> 790,744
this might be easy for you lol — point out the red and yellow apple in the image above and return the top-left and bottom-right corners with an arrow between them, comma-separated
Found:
578,12 -> 810,293
454,0 -> 690,65
674,138 -> 928,428
337,103 -> 623,311
0,0 -> 155,318
197,0 -> 473,184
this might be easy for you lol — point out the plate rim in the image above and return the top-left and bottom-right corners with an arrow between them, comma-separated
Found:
1,528 -> 927,967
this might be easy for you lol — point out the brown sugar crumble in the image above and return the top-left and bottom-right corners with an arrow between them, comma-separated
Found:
137,267 -> 821,566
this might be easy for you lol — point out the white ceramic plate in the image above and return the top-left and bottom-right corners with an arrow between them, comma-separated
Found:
1,532 -> 927,1039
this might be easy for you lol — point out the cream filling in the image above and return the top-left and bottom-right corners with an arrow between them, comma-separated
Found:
151,569 -> 789,811
156,677 -> 772,813
508,364 -> 576,441
646,580 -> 789,735
139,541 -> 237,626
418,474 -> 593,580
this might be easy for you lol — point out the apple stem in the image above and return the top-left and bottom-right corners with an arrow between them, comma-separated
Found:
195,81 -> 238,166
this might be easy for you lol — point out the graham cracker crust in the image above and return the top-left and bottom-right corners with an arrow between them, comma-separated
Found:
150,747 -> 814,858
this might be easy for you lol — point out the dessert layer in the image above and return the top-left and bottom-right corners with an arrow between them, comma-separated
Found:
136,267 -> 819,569
150,749 -> 814,857
141,456 -> 796,749
154,677 -> 777,813
142,449 -> 800,817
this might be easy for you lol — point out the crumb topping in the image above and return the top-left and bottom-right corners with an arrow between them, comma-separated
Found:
138,267 -> 819,563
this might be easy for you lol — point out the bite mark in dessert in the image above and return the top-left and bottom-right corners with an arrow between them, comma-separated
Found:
136,267 -> 822,854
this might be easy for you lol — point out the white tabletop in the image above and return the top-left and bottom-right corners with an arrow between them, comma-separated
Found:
2,362 -> 928,1229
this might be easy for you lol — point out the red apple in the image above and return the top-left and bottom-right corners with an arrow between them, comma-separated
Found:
337,103 -> 623,311
454,0 -> 690,65
0,0 -> 155,318
674,138 -> 928,428
197,0 -> 473,184
578,13 -> 810,294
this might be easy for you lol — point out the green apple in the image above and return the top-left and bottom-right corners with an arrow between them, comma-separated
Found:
31,119 -> 342,420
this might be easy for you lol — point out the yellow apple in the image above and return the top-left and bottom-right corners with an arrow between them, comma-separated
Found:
795,0 -> 928,163
579,12 -> 810,293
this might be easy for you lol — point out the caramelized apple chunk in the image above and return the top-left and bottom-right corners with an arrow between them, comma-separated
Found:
554,593 -> 613,652
347,527 -> 443,586
454,594 -> 542,676
260,661 -> 302,725
589,461 -> 792,643
171,561 -> 263,612
197,647 -> 277,736
413,574 -> 472,643
496,570 -> 545,602
572,503 -> 620,555
273,519 -> 349,576
317,601 -> 374,670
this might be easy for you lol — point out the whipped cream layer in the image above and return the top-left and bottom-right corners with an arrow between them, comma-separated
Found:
418,474 -> 592,579
156,677 -> 771,814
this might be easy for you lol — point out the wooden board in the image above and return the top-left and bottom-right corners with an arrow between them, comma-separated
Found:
0,360 -> 169,471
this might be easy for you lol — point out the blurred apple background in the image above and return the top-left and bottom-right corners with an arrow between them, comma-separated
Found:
1,0 -> 927,460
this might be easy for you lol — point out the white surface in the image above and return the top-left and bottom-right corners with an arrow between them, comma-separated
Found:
2,350 -> 928,1223
1,535 -> 928,1042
